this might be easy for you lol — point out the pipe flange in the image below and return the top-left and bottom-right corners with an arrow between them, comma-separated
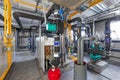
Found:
6,34 -> 13,39
6,46 -> 14,51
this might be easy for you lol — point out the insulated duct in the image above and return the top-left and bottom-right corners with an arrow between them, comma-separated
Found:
49,0 -> 88,10
68,17 -> 82,38
46,4 -> 60,18
13,12 -> 56,30
13,12 -> 44,30
68,17 -> 82,24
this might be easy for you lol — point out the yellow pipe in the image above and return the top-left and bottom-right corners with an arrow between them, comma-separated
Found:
68,11 -> 80,41
7,0 -> 12,35
67,11 -> 80,54
0,0 -> 13,80
64,21 -> 67,28
7,51 -> 12,67
68,11 -> 80,20
68,24 -> 72,41
14,0 -> 48,11
0,67 -> 11,80
3,0 -> 7,45
0,51 -> 12,80
69,55 -> 77,62
88,0 -> 103,7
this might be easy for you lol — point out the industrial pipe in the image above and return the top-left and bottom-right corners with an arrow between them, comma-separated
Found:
13,12 -> 44,29
68,17 -> 82,23
0,0 -> 13,80
67,11 -> 81,55
13,12 -> 56,30
105,15 -> 120,52
92,19 -> 95,36
77,37 -> 96,65
74,36 -> 96,80
68,11 -> 80,41
88,0 -> 103,8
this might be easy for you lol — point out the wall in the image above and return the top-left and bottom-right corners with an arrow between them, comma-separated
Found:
17,31 -> 30,51
36,37 -> 45,72
95,20 -> 107,40
95,20 -> 120,63
0,30 -> 7,76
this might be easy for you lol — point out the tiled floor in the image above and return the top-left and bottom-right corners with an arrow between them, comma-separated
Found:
7,60 -> 42,80
7,51 -> 120,80
61,59 -> 120,80
7,59 -> 120,80
14,51 -> 36,62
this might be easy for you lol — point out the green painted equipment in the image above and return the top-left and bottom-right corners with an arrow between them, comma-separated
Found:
46,23 -> 57,32
90,44 -> 102,60
90,54 -> 101,60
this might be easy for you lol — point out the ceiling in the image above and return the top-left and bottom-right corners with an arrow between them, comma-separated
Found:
11,0 -> 53,14
0,0 -> 120,28
0,0 -> 53,28
81,0 -> 120,21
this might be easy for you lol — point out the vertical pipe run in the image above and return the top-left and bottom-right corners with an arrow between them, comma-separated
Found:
68,24 -> 72,41
77,38 -> 84,65
67,11 -> 79,54
92,19 -> 95,36
77,38 -> 81,64
39,21 -> 41,57
68,11 -> 79,42
0,0 -> 13,80
3,0 -> 7,44
77,37 -> 96,65
15,30 -> 18,51
61,34 -> 65,66
7,1 -> 12,35
42,0 -> 47,25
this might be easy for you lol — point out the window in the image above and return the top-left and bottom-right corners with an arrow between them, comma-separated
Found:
110,21 -> 120,40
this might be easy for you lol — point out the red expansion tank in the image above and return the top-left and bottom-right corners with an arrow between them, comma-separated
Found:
48,67 -> 61,80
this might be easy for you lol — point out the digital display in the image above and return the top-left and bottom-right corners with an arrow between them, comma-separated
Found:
54,41 -> 60,46
106,38 -> 110,42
